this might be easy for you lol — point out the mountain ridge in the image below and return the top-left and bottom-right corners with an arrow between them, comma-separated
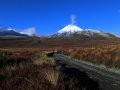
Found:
0,25 -> 28,37
0,30 -> 28,37
52,24 -> 117,39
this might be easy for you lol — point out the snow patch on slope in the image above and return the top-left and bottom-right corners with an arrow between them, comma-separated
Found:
84,29 -> 110,37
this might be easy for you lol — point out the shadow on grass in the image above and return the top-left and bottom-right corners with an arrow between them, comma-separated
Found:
62,67 -> 100,90
56,60 -> 100,90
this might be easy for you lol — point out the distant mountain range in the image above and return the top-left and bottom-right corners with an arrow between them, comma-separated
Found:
0,24 -> 118,40
0,30 -> 28,37
0,25 -> 28,37
0,24 -> 119,48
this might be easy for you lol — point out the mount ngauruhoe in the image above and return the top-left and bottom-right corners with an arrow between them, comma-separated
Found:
52,24 -> 117,39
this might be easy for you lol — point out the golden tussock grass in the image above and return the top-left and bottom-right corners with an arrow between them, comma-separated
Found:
62,44 -> 120,68
33,53 -> 56,66
0,48 -> 93,90
41,67 -> 61,86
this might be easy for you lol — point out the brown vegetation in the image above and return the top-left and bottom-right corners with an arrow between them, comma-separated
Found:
0,37 -> 120,89
0,49 -> 87,90
62,44 -> 120,68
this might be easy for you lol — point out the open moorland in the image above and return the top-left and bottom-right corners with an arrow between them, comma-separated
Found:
0,37 -> 120,69
0,37 -> 120,90
61,44 -> 120,68
0,48 -> 100,90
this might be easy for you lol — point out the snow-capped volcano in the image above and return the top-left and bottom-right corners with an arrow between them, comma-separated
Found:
52,24 -> 83,37
52,24 -> 117,38
52,15 -> 117,38
57,24 -> 83,34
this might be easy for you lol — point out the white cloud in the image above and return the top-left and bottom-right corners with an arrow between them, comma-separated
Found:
71,15 -> 76,25
20,27 -> 36,36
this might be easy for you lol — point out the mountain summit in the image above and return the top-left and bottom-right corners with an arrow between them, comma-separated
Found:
56,24 -> 83,36
56,15 -> 83,36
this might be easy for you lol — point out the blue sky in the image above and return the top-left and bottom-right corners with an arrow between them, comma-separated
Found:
0,0 -> 120,36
